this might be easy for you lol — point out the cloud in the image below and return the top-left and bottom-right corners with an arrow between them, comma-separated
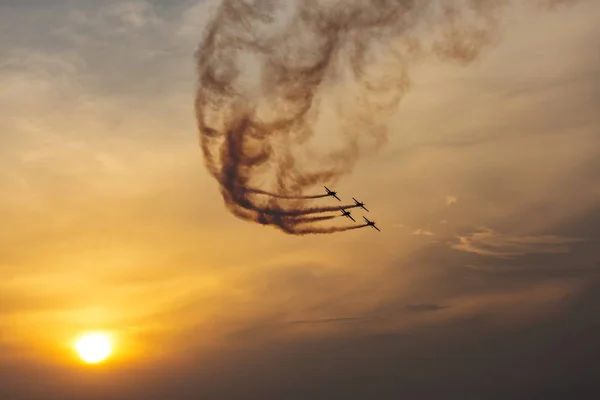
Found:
412,229 -> 435,236
102,1 -> 162,29
288,317 -> 363,325
446,195 -> 458,206
405,304 -> 448,312
452,227 -> 584,258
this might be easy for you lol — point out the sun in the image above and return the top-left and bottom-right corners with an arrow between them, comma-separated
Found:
74,333 -> 112,364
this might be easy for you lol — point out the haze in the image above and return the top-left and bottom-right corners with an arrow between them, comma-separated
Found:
1,1 -> 599,399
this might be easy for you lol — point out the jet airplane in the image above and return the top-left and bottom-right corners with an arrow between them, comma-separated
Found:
353,198 -> 369,212
339,207 -> 355,222
324,186 -> 341,201
363,216 -> 380,232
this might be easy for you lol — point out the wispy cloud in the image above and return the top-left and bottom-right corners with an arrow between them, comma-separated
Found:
412,229 -> 434,236
446,195 -> 458,206
288,317 -> 363,325
452,227 -> 584,258
103,1 -> 162,29
405,304 -> 448,312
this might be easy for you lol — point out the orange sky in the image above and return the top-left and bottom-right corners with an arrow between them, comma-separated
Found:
1,1 -> 599,399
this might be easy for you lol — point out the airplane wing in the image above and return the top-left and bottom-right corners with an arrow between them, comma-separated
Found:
362,206 -> 369,212
333,194 -> 341,201
363,216 -> 370,223
349,215 -> 356,222
373,225 -> 381,232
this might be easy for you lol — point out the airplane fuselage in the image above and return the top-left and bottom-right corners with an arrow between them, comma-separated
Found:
363,216 -> 380,232
340,209 -> 355,222
324,186 -> 341,201
353,197 -> 369,212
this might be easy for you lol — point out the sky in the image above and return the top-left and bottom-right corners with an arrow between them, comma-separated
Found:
1,0 -> 599,399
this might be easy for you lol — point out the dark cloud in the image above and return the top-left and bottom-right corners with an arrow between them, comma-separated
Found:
288,317 -> 363,325
405,303 -> 448,312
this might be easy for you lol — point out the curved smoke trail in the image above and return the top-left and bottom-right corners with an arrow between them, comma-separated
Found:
194,0 -> 580,234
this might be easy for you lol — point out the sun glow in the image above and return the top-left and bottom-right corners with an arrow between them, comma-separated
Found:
74,333 -> 112,364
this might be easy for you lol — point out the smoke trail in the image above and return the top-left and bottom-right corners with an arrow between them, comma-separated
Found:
245,203 -> 359,217
195,0 -> 581,234
295,224 -> 369,235
246,187 -> 329,199
293,214 -> 339,224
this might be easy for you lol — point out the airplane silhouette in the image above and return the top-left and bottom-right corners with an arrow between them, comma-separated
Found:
353,197 -> 369,212
324,186 -> 341,201
339,207 -> 355,222
363,216 -> 380,232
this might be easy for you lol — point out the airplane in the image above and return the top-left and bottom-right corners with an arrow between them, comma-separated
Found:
363,216 -> 380,232
353,197 -> 369,212
324,186 -> 341,201
339,207 -> 356,222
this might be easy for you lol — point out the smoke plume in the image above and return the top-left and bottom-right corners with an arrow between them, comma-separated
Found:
195,0 -> 580,234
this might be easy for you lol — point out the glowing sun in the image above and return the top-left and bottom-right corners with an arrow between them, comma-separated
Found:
75,333 -> 112,364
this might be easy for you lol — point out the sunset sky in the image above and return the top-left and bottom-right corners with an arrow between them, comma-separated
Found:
1,1 -> 599,399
